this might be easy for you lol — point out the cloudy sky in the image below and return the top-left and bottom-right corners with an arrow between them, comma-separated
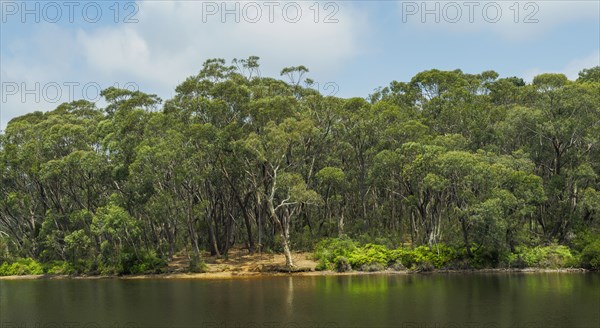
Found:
1,0 -> 599,130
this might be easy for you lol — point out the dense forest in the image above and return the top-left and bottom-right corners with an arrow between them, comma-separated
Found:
1,58 -> 599,275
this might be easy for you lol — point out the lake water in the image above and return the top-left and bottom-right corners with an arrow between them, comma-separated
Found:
1,273 -> 599,328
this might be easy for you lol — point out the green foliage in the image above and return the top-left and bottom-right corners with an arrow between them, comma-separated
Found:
97,260 -> 121,276
315,239 -> 463,271
70,259 -> 98,275
120,251 -> 167,275
291,226 -> 315,251
313,237 -> 358,270
0,237 -> 12,263
348,244 -> 389,269
389,245 -> 459,270
44,261 -> 75,275
471,246 -> 510,269
313,238 -> 586,271
0,59 -> 598,274
64,229 -> 92,260
511,245 -> 576,269
315,261 -> 329,271
577,66 -> 600,83
81,250 -> 167,276
355,234 -> 397,250
580,240 -> 600,270
333,256 -> 351,272
189,254 -> 207,273
0,258 -> 44,276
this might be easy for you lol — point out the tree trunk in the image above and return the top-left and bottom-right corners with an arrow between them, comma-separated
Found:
460,217 -> 473,258
338,206 -> 345,237
267,199 -> 295,268
280,230 -> 294,268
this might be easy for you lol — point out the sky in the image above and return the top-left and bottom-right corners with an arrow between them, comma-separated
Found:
1,0 -> 599,130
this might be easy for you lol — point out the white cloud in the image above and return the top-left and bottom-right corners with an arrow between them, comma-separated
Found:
1,1 -> 368,129
77,1 -> 368,89
562,51 -> 600,80
77,27 -> 151,77
396,1 -> 600,40
522,50 -> 600,82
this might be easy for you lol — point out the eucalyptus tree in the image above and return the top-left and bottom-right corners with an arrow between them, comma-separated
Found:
1,59 -> 599,271
434,151 -> 544,256
500,74 -> 600,240
315,166 -> 346,236
332,98 -> 382,229
244,117 -> 321,267
0,101 -> 104,259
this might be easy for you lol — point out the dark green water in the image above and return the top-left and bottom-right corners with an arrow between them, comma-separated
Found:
1,273 -> 599,328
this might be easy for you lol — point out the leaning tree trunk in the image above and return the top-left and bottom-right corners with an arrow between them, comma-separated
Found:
280,229 -> 294,268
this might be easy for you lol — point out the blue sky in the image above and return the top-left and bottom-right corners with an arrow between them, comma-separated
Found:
1,0 -> 599,129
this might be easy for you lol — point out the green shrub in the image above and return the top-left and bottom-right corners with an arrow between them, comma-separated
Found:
315,260 -> 329,271
389,261 -> 406,271
313,239 -> 587,271
44,261 -> 75,275
120,251 -> 167,274
71,259 -> 98,275
429,244 -> 460,268
543,245 -> 576,268
415,261 -> 435,272
291,226 -> 315,251
313,237 -> 358,270
189,254 -> 207,273
409,246 -> 431,268
0,262 -> 9,275
360,262 -> 386,272
98,262 -> 121,275
389,248 -> 411,267
472,246 -> 510,268
389,245 -> 457,270
507,253 -> 527,269
511,245 -> 575,268
389,247 -> 418,269
580,240 -> 600,270
348,244 -> 389,269
333,256 -> 351,272
0,258 -> 44,276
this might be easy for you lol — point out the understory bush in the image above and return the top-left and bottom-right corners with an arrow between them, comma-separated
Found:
312,238 -> 587,272
0,251 -> 168,276
314,236 -> 358,270
43,261 -> 75,275
0,258 -> 44,276
471,246 -> 510,269
347,244 -> 389,269
189,253 -> 207,273
510,245 -> 576,268
119,251 -> 167,275
389,244 -> 460,269
333,256 -> 351,272
580,240 -> 600,270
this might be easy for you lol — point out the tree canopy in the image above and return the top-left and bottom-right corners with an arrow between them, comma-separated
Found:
1,57 -> 599,272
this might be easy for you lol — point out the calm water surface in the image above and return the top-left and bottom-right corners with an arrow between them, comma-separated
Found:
1,273 -> 599,328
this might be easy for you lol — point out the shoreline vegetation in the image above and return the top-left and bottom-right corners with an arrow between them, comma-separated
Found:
1,237 -> 597,279
0,268 -> 592,281
1,58 -> 599,280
